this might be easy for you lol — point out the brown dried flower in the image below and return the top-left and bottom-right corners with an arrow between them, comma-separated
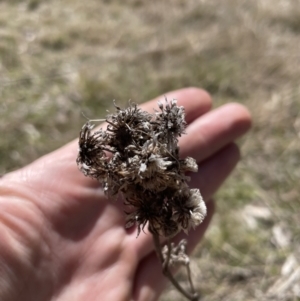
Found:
77,100 -> 206,237
77,99 -> 206,301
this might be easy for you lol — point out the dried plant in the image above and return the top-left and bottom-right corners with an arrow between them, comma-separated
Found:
76,99 -> 207,300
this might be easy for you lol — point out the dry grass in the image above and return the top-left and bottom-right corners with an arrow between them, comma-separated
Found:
1,0 -> 300,300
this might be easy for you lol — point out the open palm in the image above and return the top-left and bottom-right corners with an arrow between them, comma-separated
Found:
0,88 -> 251,301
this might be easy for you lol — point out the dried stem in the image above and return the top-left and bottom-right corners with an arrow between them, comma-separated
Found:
186,260 -> 197,297
151,231 -> 199,301
163,239 -> 172,272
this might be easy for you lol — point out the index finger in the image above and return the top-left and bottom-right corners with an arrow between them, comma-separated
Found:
4,88 -> 212,188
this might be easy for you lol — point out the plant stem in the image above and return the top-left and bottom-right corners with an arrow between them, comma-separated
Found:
162,239 -> 171,272
151,232 -> 199,301
186,261 -> 197,297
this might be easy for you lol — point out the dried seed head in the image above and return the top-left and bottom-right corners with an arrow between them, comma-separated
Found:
76,122 -> 108,179
180,157 -> 198,173
106,102 -> 152,153
77,99 -> 207,238
155,98 -> 186,141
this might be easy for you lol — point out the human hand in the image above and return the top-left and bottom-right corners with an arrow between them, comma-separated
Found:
0,88 -> 251,301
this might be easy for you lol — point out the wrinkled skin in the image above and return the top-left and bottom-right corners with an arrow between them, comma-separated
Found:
0,88 -> 251,301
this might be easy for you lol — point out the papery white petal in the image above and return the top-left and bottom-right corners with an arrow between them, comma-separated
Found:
186,189 -> 207,228
182,157 -> 198,172
139,163 -> 147,173
187,189 -> 203,207
149,154 -> 173,170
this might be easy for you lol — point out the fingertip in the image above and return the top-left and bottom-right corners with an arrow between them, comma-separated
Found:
180,87 -> 212,106
222,102 -> 252,133
179,87 -> 212,122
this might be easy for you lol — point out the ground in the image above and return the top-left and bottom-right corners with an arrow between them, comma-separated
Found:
1,0 -> 300,300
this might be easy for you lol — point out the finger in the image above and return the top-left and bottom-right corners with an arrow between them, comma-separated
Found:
132,142 -> 239,259
4,88 -> 212,189
180,102 -> 252,161
74,87 -> 211,135
81,87 -> 211,142
189,143 -> 240,200
132,200 -> 215,301
75,87 -> 211,149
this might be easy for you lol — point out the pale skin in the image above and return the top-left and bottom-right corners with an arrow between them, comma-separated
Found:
0,88 -> 252,301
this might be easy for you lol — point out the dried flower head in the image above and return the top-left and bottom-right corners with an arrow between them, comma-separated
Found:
106,102 -> 152,153
76,122 -> 108,179
77,99 -> 206,300
77,99 -> 207,238
155,98 -> 186,140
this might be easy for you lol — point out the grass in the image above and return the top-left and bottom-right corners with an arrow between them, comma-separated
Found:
1,0 -> 300,300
